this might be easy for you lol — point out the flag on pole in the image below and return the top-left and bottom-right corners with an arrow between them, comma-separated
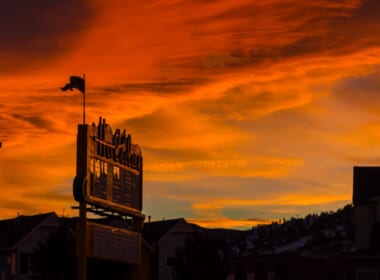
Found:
61,76 -> 85,93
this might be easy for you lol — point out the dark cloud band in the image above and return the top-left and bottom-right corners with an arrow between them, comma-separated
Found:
0,0 -> 95,72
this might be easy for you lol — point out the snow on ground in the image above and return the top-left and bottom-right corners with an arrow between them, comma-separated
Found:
274,235 -> 311,254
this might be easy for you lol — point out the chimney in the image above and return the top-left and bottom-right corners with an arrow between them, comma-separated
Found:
147,216 -> 152,231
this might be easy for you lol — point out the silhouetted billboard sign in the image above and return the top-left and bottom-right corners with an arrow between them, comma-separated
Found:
87,223 -> 141,264
74,117 -> 143,216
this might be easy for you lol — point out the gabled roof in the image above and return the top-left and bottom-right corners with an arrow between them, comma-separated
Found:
0,212 -> 57,251
142,218 -> 184,246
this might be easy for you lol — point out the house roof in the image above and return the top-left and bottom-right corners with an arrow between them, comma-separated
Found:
142,218 -> 184,246
0,212 -> 56,251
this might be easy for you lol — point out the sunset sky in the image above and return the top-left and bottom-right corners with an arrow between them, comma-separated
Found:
1,0 -> 380,229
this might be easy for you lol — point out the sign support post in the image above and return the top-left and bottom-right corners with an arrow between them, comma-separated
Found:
77,202 -> 87,280
73,118 -> 144,279
83,74 -> 86,124
74,124 -> 89,280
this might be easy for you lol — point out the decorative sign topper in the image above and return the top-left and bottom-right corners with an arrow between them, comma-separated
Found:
74,117 -> 143,217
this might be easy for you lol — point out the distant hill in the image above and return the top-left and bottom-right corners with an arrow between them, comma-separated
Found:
224,204 -> 355,257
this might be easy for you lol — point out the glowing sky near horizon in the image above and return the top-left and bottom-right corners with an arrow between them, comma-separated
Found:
1,0 -> 380,228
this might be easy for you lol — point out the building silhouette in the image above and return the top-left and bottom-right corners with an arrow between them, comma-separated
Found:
0,213 -> 63,280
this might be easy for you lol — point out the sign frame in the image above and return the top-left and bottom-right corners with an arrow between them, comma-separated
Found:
73,117 -> 144,218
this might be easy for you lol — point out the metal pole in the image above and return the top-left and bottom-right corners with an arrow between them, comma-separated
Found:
83,91 -> 85,125
76,125 -> 88,280
77,201 -> 87,280
83,74 -> 86,124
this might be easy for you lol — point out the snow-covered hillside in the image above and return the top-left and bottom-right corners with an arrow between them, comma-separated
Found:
227,204 -> 355,257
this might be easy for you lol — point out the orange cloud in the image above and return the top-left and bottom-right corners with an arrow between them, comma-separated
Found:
188,217 -> 271,229
1,0 -> 380,229
192,195 -> 351,211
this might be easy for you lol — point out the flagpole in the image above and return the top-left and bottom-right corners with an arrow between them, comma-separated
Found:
83,74 -> 86,124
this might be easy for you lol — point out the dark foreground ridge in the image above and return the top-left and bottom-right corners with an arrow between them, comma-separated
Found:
2,204 -> 376,280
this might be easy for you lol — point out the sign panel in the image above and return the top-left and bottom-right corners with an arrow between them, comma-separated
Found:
74,117 -> 143,216
87,222 -> 141,264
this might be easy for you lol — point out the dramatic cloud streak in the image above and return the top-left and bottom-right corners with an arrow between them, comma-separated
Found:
0,0 -> 379,228
0,0 -> 95,73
